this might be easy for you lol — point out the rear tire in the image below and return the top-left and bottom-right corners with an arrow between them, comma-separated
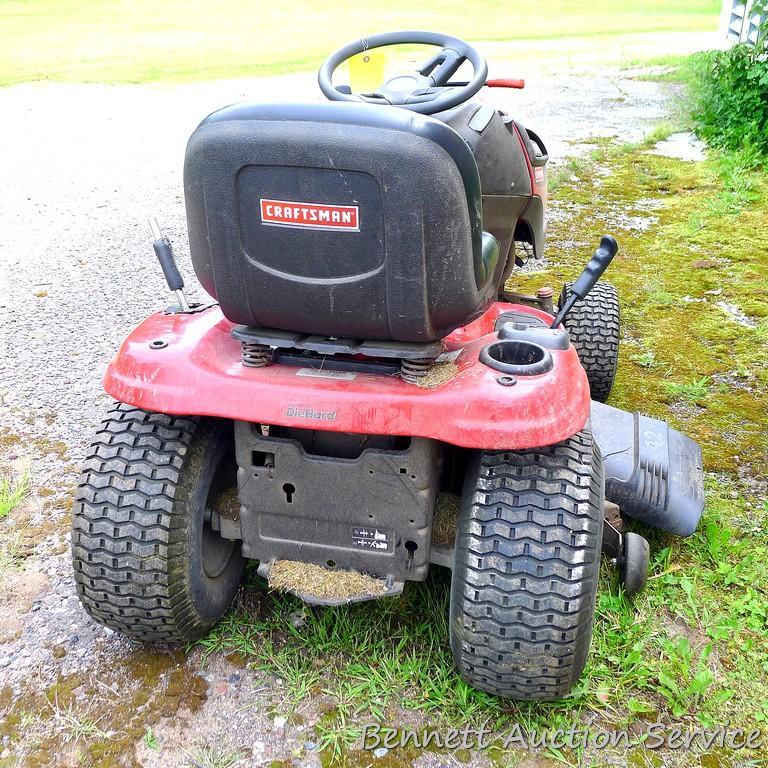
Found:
560,282 -> 620,403
450,430 -> 604,700
71,404 -> 244,643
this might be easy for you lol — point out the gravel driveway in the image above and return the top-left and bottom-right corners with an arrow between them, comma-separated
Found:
0,68 -> 677,766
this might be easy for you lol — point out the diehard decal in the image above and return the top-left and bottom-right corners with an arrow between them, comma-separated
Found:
284,405 -> 337,421
260,198 -> 359,231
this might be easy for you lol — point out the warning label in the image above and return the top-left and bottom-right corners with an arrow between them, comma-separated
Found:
352,527 -> 391,551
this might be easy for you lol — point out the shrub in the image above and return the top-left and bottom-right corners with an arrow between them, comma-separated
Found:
689,6 -> 768,163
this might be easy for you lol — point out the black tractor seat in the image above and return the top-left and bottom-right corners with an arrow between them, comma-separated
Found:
185,102 -> 502,345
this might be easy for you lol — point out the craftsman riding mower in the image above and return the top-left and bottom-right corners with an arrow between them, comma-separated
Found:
72,32 -> 704,700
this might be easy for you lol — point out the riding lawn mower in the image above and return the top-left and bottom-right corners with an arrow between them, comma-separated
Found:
72,32 -> 704,701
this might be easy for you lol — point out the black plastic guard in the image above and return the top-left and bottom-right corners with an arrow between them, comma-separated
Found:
591,402 -> 705,537
234,422 -> 439,581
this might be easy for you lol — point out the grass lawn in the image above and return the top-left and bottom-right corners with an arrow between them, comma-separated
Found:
0,473 -> 29,519
0,0 -> 721,86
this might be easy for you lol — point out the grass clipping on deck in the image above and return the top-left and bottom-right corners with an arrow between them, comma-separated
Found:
432,492 -> 460,548
268,560 -> 388,600
415,361 -> 459,389
211,487 -> 240,520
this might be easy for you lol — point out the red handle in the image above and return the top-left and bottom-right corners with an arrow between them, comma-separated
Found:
486,78 -> 525,89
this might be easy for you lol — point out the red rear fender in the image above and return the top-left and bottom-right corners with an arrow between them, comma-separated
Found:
104,303 -> 590,450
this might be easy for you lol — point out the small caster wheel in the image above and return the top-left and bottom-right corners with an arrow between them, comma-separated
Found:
620,532 -> 650,595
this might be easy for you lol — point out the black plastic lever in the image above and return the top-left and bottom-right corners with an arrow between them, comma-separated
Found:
551,235 -> 618,329
149,218 -> 189,311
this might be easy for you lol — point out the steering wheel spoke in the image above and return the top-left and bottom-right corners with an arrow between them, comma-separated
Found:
318,31 -> 487,115
358,93 -> 392,105
404,87 -> 450,105
416,51 -> 443,77
424,49 -> 466,86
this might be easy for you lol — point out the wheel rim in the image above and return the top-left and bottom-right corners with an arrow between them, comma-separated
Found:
201,517 -> 236,579
201,459 -> 238,580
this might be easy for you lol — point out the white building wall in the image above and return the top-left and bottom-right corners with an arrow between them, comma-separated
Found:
721,0 -> 766,44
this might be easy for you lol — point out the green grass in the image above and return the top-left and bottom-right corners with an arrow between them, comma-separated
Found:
622,52 -> 704,83
0,0 -> 721,86
143,727 -> 159,752
0,473 -> 29,519
195,133 -> 768,765
0,473 -> 30,574
548,157 -> 593,194
183,746 -> 244,768
663,375 -> 713,405
47,696 -> 110,744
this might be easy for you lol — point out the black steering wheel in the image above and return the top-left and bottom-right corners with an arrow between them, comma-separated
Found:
318,31 -> 488,115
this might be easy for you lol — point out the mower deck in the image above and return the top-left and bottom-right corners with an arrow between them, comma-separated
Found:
104,302 -> 591,450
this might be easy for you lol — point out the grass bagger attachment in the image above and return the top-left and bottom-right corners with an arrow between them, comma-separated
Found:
72,31 -> 704,701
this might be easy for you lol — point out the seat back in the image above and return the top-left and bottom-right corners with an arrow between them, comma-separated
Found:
184,102 -> 499,343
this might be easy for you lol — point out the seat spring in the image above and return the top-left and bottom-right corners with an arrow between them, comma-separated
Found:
242,341 -> 273,368
400,357 -> 435,384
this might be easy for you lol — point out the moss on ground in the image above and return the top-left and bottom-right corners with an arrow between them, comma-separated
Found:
0,649 -> 207,767
514,147 -> 768,474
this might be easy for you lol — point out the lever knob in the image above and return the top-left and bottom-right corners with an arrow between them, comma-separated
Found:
570,235 -> 618,299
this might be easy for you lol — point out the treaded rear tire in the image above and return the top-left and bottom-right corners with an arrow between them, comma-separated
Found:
561,282 -> 620,403
450,430 -> 604,700
71,404 -> 244,643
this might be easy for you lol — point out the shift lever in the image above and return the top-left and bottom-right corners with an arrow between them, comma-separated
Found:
551,235 -> 618,329
149,217 -> 190,312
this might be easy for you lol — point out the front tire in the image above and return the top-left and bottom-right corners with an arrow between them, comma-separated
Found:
450,431 -> 604,700
72,404 -> 244,643
560,282 -> 620,403
620,532 -> 650,596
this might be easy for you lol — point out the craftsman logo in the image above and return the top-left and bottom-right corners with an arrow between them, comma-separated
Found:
285,405 -> 337,421
260,199 -> 359,231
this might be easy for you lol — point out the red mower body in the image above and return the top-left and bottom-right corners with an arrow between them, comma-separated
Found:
104,302 -> 590,450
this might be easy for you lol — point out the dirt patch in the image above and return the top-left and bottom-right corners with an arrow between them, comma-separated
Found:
0,569 -> 49,611
134,654 -> 317,768
0,618 -> 24,644
0,649 -> 209,768
4,493 -> 70,559
0,568 -> 49,647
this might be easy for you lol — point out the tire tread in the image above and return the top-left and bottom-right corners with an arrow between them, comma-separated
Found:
562,281 -> 620,402
71,404 -> 227,643
450,431 -> 603,700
